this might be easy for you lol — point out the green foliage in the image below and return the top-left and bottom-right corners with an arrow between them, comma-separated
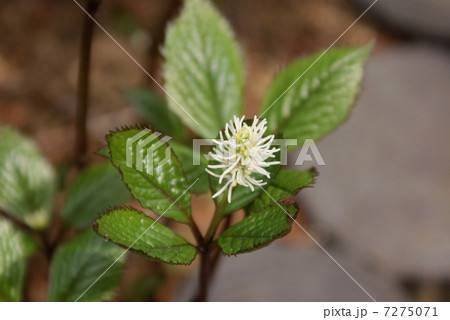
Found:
95,145 -> 111,158
94,207 -> 197,265
163,0 -> 244,138
217,203 -> 298,255
171,142 -> 209,194
123,88 -> 184,141
249,168 -> 316,212
62,162 -> 131,229
0,0 -> 373,302
0,126 -> 55,229
0,218 -> 36,301
47,230 -> 125,302
261,44 -> 372,148
107,128 -> 192,224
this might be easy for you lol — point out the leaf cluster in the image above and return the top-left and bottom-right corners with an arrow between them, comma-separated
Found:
0,127 -> 130,301
105,0 -> 370,265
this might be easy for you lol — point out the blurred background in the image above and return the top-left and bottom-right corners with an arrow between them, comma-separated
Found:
0,0 -> 449,301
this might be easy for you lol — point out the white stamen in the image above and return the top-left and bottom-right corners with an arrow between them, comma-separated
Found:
206,115 -> 280,203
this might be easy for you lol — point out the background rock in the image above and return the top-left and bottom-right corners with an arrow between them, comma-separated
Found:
177,244 -> 407,301
351,0 -> 450,42
300,43 -> 450,280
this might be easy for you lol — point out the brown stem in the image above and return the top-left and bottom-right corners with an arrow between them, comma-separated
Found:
0,209 -> 35,235
204,196 -> 228,243
75,0 -> 102,168
192,197 -> 230,301
196,247 -> 211,302
209,214 -> 232,273
44,211 -> 67,259
0,209 -> 45,249
190,218 -> 204,244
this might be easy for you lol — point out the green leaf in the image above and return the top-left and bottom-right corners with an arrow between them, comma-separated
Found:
95,145 -> 110,158
107,128 -> 192,224
47,230 -> 125,302
0,218 -> 36,301
0,126 -> 55,229
171,142 -> 209,194
217,202 -> 298,255
62,162 -> 131,229
249,168 -> 317,212
261,44 -> 372,148
94,207 -> 197,265
163,0 -> 244,138
122,87 -> 184,141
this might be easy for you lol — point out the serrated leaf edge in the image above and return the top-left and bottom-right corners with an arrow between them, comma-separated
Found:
218,200 -> 299,256
93,206 -> 197,265
248,167 -> 318,215
105,127 -> 193,224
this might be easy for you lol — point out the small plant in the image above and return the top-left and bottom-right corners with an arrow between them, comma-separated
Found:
95,0 -> 371,301
0,126 -> 130,301
0,0 -> 371,301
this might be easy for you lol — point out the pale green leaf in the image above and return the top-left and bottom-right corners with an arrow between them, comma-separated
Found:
261,44 -> 372,148
171,142 -> 209,194
107,128 -> 191,224
47,230 -> 125,302
95,145 -> 110,159
62,162 -> 131,229
0,218 -> 36,301
249,168 -> 317,212
122,87 -> 184,141
217,203 -> 298,255
0,126 -> 55,229
94,207 -> 197,265
163,0 -> 244,138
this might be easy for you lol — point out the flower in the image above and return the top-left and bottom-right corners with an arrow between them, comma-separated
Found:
206,115 -> 280,203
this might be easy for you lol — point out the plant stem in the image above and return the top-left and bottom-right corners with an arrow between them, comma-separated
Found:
194,196 -> 228,301
196,214 -> 231,302
196,247 -> 210,302
190,218 -> 204,244
209,214 -> 231,272
0,209 -> 46,249
204,196 -> 228,243
75,0 -> 102,168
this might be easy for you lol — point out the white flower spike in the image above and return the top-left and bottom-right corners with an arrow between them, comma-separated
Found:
206,115 -> 280,203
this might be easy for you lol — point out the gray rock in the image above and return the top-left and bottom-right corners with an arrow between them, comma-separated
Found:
300,43 -> 450,279
177,245 -> 406,301
352,0 -> 450,41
